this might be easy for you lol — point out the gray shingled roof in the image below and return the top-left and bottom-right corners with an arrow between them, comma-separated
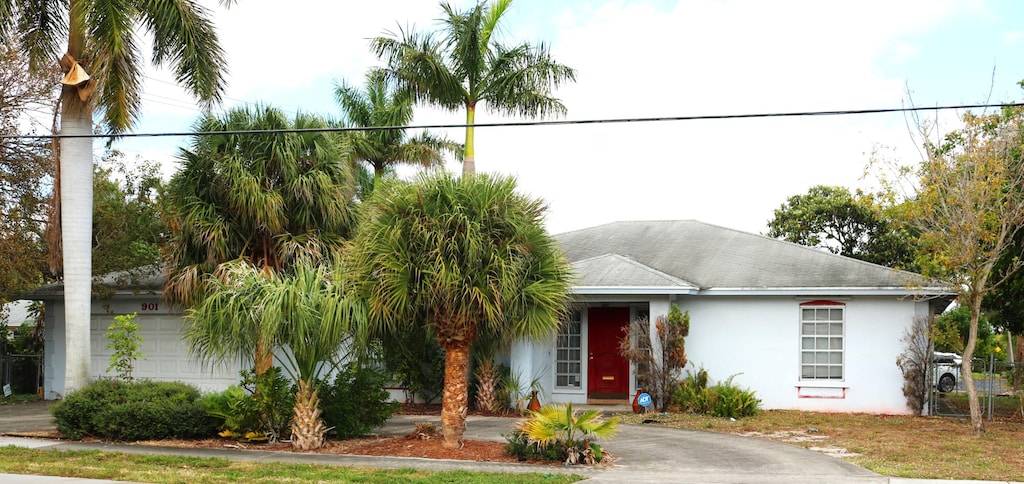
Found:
556,220 -> 941,292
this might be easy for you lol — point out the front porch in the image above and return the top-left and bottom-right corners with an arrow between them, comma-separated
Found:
511,297 -> 678,406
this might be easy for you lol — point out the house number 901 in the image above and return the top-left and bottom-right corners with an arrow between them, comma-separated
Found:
141,303 -> 159,311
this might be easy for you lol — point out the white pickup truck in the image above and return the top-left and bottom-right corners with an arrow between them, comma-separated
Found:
933,352 -> 962,393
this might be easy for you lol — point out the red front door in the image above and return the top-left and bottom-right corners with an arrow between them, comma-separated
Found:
587,307 -> 630,400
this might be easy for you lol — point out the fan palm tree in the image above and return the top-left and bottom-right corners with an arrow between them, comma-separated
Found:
186,259 -> 364,450
371,0 -> 576,175
0,0 -> 233,393
335,69 -> 461,194
349,172 -> 573,449
163,105 -> 356,375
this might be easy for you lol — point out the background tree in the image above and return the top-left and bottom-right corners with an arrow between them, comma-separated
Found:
349,172 -> 573,449
164,105 -> 357,376
767,185 -> 917,270
983,228 -> 1024,410
371,0 -> 576,175
0,0 -> 233,393
334,69 -> 461,195
92,152 -> 164,288
186,260 -> 363,450
933,306 -> 999,361
0,44 -> 57,303
901,107 -> 1024,435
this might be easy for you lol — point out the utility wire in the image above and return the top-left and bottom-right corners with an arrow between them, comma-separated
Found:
5,102 -> 1023,140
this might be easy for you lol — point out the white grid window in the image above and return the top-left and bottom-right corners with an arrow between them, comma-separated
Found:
555,314 -> 582,388
800,306 -> 844,380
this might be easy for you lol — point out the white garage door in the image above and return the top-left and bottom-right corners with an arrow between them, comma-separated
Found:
90,313 -> 242,393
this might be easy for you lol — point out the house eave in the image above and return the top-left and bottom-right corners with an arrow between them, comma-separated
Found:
699,286 -> 955,297
571,286 -> 700,295
570,285 -> 955,298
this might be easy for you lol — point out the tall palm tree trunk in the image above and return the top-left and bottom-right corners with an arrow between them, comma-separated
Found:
60,95 -> 94,394
61,13 -> 94,393
462,104 -> 476,175
441,341 -> 471,449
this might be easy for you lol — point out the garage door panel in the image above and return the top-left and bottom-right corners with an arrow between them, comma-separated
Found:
88,313 -> 241,393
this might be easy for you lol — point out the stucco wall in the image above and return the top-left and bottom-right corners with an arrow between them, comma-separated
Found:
525,294 -> 920,414
681,295 -> 917,414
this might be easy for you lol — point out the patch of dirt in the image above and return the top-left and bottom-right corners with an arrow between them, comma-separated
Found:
130,432 -> 547,464
18,404 -> 553,466
397,403 -> 519,418
741,429 -> 861,458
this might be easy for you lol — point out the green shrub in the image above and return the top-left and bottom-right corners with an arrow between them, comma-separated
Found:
502,430 -> 565,462
201,385 -> 263,438
513,403 -> 618,465
671,368 -> 760,419
52,379 -> 217,440
318,362 -> 399,439
203,368 -> 294,442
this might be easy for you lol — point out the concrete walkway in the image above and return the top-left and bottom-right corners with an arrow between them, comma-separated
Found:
0,400 -> 1020,484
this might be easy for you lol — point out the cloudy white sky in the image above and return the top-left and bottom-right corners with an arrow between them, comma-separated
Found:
119,0 -> 1024,236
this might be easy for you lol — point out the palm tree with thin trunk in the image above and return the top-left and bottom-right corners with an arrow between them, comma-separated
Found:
349,171 -> 573,449
371,0 -> 576,175
186,259 -> 364,450
0,0 -> 233,393
163,105 -> 356,376
335,69 -> 461,194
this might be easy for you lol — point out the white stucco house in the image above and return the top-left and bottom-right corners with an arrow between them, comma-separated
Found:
511,220 -> 954,414
25,220 -> 953,414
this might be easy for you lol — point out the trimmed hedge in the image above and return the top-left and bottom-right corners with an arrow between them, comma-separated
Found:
52,379 -> 217,440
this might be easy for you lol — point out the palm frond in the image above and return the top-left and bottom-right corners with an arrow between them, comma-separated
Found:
480,41 -> 575,118
11,0 -> 69,71
371,25 -> 465,110
139,0 -> 227,107
349,171 -> 572,346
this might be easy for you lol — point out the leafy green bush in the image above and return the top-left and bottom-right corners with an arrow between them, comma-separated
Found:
512,403 -> 617,465
671,368 -> 760,418
203,368 -> 294,442
52,379 -> 217,440
502,429 -> 564,462
201,385 -> 263,439
318,362 -> 399,439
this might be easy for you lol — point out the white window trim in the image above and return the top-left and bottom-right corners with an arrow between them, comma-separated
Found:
554,313 -> 583,391
798,302 -> 845,382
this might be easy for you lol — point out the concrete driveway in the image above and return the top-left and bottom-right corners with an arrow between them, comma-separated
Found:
0,401 -> 904,483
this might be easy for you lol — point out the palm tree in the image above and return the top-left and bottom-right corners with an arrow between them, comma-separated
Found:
335,69 -> 461,195
349,172 -> 573,449
371,0 -> 576,175
0,0 -> 233,393
185,259 -> 364,450
163,105 -> 356,375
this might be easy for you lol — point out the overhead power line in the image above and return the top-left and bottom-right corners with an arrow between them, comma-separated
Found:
5,102 -> 1024,140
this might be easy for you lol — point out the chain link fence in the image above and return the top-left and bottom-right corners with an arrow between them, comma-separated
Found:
930,355 -> 1024,420
0,350 -> 42,397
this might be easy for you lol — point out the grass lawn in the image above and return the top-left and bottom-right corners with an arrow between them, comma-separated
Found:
618,407 -> 1024,481
0,446 -> 585,484
0,394 -> 40,405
